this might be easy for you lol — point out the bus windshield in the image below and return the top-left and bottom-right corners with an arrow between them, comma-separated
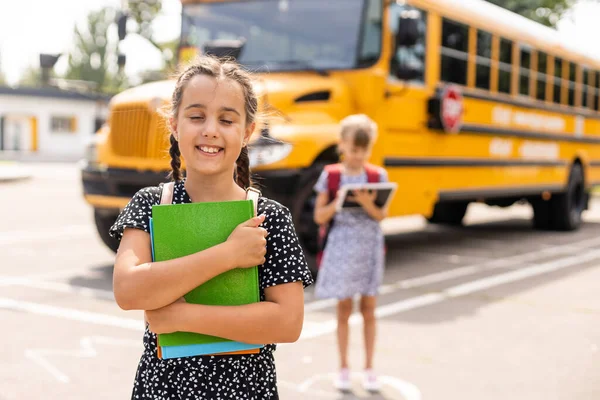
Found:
180,0 -> 377,71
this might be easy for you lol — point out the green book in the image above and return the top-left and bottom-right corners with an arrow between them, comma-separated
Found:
151,199 -> 261,348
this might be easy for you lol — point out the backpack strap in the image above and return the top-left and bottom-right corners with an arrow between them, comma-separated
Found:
160,182 -> 174,205
245,187 -> 261,217
324,163 -> 342,203
365,164 -> 381,183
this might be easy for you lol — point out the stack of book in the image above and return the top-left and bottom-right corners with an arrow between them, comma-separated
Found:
149,193 -> 263,359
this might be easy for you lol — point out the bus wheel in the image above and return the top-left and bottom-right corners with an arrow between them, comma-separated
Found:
427,201 -> 468,226
531,198 -> 552,230
291,165 -> 324,277
94,210 -> 120,253
551,163 -> 585,231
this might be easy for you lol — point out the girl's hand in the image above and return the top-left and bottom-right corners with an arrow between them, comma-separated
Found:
145,297 -> 186,334
226,214 -> 268,268
349,189 -> 377,208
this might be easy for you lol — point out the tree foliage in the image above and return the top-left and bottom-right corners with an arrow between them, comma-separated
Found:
64,7 -> 126,94
17,66 -> 43,87
486,0 -> 576,28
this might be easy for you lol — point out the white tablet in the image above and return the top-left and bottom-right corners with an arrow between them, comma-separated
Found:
335,182 -> 398,211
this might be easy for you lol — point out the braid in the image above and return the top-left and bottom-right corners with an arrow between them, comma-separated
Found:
235,146 -> 252,189
168,134 -> 182,181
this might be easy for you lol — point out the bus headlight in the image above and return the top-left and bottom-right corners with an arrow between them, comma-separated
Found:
248,142 -> 293,168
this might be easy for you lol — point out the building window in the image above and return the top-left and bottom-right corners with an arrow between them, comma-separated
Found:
51,116 -> 76,133
441,18 -> 468,86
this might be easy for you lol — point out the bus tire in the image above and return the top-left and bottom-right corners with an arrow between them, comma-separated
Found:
531,198 -> 552,230
550,163 -> 585,231
94,210 -> 120,253
427,201 -> 468,225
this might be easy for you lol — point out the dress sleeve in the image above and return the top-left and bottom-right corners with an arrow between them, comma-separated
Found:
259,200 -> 314,290
378,167 -> 389,183
313,169 -> 329,194
108,186 -> 160,241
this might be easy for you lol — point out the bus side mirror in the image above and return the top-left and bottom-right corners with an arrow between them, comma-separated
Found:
394,66 -> 421,81
395,12 -> 420,48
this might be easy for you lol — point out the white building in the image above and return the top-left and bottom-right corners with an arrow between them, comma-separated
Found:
0,86 -> 110,160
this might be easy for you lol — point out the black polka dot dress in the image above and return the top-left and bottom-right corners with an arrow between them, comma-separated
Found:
109,181 -> 314,400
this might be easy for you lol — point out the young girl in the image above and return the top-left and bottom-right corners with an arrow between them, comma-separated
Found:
313,114 -> 388,392
109,55 -> 313,400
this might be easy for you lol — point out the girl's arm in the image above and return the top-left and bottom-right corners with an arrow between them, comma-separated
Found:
113,215 -> 267,311
313,191 -> 337,225
147,281 -> 305,344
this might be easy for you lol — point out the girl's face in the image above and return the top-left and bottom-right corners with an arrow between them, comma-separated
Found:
171,74 -> 254,179
339,135 -> 372,170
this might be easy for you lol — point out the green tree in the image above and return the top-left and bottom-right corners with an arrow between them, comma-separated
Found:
0,70 -> 6,86
486,0 -> 576,28
17,66 -> 43,87
64,7 -> 125,93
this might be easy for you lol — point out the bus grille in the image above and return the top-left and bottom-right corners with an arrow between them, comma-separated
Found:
109,104 -> 170,159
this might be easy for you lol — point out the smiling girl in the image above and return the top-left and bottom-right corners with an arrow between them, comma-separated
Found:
109,56 -> 313,400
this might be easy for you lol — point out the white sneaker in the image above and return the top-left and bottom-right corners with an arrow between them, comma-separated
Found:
334,368 -> 352,391
362,369 -> 381,392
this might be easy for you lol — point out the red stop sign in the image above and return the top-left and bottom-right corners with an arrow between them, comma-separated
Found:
441,85 -> 464,133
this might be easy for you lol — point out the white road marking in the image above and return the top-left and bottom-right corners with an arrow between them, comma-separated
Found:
3,245 -> 600,345
0,225 -> 94,246
299,248 -> 600,340
303,235 -> 600,312
0,297 -> 143,331
25,336 -> 141,384
1,278 -> 114,301
397,235 -> 600,289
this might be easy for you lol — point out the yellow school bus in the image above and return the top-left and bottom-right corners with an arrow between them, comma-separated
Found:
82,0 -> 600,268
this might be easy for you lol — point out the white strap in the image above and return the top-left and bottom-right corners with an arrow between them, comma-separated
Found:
161,182 -> 259,215
245,187 -> 261,217
160,182 -> 174,205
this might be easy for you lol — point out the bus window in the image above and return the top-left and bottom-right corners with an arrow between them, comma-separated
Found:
475,30 -> 492,90
582,69 -> 589,108
358,0 -> 383,67
498,38 -> 512,94
537,52 -> 548,101
568,62 -> 576,106
554,57 -> 563,104
596,71 -> 600,111
441,18 -> 468,86
389,4 -> 427,82
519,46 -> 531,96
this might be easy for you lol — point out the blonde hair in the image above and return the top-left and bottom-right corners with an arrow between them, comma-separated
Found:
339,114 -> 378,147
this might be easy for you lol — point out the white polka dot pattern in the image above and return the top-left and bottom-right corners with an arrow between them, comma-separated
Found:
109,181 -> 314,399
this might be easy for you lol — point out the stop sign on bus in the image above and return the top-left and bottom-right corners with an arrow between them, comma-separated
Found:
441,85 -> 464,133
